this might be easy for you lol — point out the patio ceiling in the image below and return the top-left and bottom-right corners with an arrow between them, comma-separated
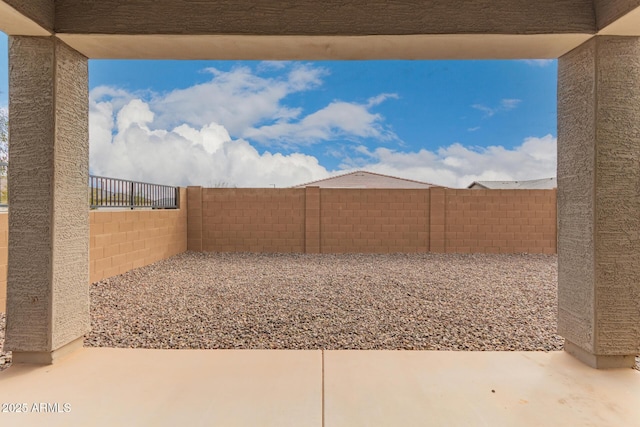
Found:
0,0 -> 639,59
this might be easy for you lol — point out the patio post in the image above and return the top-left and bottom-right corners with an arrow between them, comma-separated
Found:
557,35 -> 640,368
5,36 -> 90,364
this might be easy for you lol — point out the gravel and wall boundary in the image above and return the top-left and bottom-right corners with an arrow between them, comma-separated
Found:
3,252 -> 638,371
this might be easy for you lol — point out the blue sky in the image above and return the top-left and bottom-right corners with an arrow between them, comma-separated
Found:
0,32 -> 557,188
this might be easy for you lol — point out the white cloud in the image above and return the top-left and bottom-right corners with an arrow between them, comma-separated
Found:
90,97 -> 330,188
500,98 -> 521,111
148,64 -> 327,135
521,59 -> 555,67
137,63 -> 397,149
472,98 -> 522,118
243,100 -> 397,147
471,104 -> 497,117
88,63 -> 554,190
91,89 -> 556,188
367,93 -> 399,107
349,134 -> 557,188
89,63 -> 403,187
257,61 -> 289,71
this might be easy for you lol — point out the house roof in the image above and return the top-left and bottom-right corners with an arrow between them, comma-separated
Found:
467,177 -> 557,190
292,171 -> 438,189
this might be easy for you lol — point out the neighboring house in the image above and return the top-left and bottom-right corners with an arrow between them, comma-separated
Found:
293,171 -> 439,189
467,177 -> 557,190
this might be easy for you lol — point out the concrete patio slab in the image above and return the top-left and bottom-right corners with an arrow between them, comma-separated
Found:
0,348 -> 322,427
324,351 -> 640,427
1,349 -> 639,426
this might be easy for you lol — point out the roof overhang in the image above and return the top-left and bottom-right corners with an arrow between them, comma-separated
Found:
56,33 -> 593,61
0,2 -> 50,36
0,1 -> 639,60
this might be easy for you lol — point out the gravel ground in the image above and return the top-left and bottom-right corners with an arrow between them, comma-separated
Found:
2,252 -> 638,371
86,252 -> 563,351
0,313 -> 8,371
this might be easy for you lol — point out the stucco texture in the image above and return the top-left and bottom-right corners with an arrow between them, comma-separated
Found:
6,36 -> 89,353
3,0 -> 54,31
595,0 -> 640,29
558,36 -> 640,356
53,0 -> 595,35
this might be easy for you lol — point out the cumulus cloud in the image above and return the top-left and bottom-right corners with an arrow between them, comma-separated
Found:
90,96 -> 330,187
243,100 -> 397,147
88,63 -> 555,189
148,64 -> 327,135
89,63 -> 400,187
347,134 -> 557,188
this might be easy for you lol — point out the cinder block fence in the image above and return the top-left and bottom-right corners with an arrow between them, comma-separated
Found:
186,186 -> 556,255
0,186 -> 556,312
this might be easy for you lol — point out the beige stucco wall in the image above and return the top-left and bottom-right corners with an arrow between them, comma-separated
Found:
557,39 -> 597,352
591,37 -> 640,356
558,36 -> 640,357
6,37 -> 90,353
54,0 -> 595,35
595,0 -> 640,29
2,0 -> 640,61
50,40 -> 91,351
3,0 -> 54,31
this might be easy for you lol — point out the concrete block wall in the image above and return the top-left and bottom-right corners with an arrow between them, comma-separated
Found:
305,187 -> 321,253
0,187 -> 556,312
0,192 -> 187,312
443,189 -> 557,254
429,188 -> 446,252
320,189 -> 429,253
186,186 -> 203,251
187,186 -> 556,255
197,188 -> 306,253
89,207 -> 187,283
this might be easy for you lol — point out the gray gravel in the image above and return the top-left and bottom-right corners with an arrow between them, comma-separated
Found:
85,252 -> 563,351
2,252 -> 638,371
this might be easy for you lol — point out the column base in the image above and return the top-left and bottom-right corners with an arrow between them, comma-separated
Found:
564,340 -> 636,369
11,337 -> 84,365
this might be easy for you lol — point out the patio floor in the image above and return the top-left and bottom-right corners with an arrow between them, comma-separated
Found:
0,348 -> 638,426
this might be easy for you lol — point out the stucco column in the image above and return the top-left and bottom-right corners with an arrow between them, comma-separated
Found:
5,36 -> 90,364
557,36 -> 640,369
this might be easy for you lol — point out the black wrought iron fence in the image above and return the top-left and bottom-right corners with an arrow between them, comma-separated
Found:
0,165 -> 177,209
89,175 -> 178,209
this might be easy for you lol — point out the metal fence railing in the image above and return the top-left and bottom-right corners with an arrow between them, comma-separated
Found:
0,164 -> 178,210
89,175 -> 178,209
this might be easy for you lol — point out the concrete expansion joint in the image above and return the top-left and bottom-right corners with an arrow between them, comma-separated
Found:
321,349 -> 325,427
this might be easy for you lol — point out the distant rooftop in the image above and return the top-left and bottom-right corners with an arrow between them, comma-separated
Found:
467,177 -> 557,190
293,171 -> 438,189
